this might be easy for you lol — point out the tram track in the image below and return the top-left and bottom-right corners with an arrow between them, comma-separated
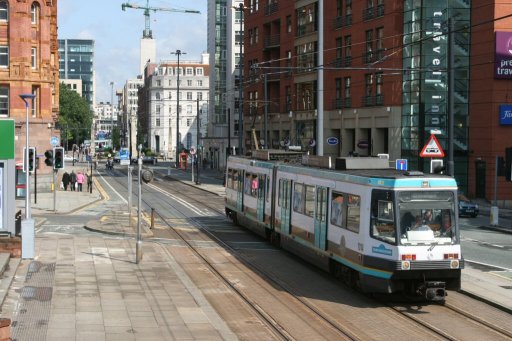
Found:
102,167 -> 364,340
100,167 -> 512,340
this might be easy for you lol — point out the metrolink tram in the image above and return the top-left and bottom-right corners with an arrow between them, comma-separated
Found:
224,150 -> 463,301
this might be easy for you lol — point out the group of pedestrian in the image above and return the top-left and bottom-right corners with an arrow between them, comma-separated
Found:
61,170 -> 92,192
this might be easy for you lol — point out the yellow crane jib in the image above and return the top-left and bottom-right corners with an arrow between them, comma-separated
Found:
121,1 -> 200,39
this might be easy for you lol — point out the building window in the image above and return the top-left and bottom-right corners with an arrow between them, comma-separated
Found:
32,86 -> 39,117
186,132 -> 192,149
196,68 -> 203,75
187,80 -> 192,86
156,118 -> 160,127
31,47 -> 37,69
0,86 -> 8,117
197,92 -> 203,100
156,105 -> 161,115
345,35 -> 352,65
365,30 -> 374,63
31,3 -> 39,25
335,78 -> 342,108
187,118 -> 191,126
344,77 -> 351,107
187,92 -> 192,100
0,1 -> 8,21
254,27 -> 259,43
156,80 -> 161,87
376,27 -> 384,60
0,45 -> 8,67
155,92 -> 160,100
187,105 -> 192,113
286,15 -> 292,33
186,67 -> 193,75
376,72 -> 383,105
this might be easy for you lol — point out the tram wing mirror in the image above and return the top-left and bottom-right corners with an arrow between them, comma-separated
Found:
142,170 -> 154,184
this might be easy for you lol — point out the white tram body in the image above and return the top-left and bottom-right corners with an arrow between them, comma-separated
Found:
225,151 -> 462,301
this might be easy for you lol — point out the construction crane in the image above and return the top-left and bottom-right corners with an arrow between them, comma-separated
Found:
121,1 -> 200,39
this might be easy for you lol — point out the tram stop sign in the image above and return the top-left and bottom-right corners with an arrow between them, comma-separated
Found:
189,147 -> 196,155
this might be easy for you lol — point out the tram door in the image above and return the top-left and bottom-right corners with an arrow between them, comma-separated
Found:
314,187 -> 328,250
236,170 -> 244,211
280,179 -> 292,234
256,175 -> 266,221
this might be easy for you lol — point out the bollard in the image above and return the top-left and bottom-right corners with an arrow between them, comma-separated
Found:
151,208 -> 155,229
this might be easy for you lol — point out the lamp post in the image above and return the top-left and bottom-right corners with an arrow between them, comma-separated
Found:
171,49 -> 186,167
110,81 -> 114,146
237,3 -> 244,155
20,93 -> 36,259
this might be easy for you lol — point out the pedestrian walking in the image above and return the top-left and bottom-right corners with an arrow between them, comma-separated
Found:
86,172 -> 93,193
62,171 -> 70,191
70,170 -> 77,191
76,171 -> 85,192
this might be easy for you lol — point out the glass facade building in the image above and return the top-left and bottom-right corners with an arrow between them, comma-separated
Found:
58,39 -> 95,106
402,1 -> 470,193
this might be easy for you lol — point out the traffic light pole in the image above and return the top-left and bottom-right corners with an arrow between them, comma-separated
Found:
53,169 -> 56,213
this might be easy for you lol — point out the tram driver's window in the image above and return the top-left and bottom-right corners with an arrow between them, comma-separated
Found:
330,192 -> 344,227
293,183 -> 304,213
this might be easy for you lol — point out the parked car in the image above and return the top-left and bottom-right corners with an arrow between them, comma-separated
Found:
458,194 -> 479,217
64,155 -> 78,163
142,155 -> 157,165
113,152 -> 120,163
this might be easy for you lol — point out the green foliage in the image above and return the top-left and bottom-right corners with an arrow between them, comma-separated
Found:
58,83 -> 93,145
112,126 -> 121,150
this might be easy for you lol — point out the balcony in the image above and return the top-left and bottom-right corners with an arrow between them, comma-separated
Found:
363,94 -> 384,107
363,4 -> 384,21
332,57 -> 352,67
332,14 -> 352,29
332,98 -> 351,109
264,34 -> 281,49
264,2 -> 279,16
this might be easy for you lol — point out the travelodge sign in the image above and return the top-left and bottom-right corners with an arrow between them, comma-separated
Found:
495,31 -> 512,79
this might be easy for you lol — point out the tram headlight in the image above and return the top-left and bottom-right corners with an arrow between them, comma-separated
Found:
401,261 -> 411,270
450,260 -> 460,269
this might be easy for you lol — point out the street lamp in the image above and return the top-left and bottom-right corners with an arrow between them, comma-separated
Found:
110,81 -> 114,145
171,49 -> 186,167
236,3 -> 245,155
19,93 -> 36,259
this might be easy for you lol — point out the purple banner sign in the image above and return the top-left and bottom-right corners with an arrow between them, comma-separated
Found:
495,31 -> 512,78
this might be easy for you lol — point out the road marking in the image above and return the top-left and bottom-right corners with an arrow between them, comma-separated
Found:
462,237 -> 506,249
465,259 -> 512,272
147,183 -> 214,216
96,170 -> 127,204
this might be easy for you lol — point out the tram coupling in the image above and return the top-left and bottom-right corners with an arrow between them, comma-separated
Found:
418,281 -> 446,301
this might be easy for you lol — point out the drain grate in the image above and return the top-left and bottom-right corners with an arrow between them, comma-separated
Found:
10,261 -> 55,341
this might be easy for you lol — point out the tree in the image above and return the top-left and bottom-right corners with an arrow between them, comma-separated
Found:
112,126 -> 121,151
59,83 -> 93,149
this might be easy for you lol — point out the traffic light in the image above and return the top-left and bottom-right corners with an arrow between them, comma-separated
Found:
53,147 -> 64,169
23,147 -> 36,172
506,147 -> 512,182
44,149 -> 53,167
28,147 -> 35,172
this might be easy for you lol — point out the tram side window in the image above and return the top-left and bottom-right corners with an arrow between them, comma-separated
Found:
371,190 -> 396,244
266,177 -> 270,202
251,175 -> 259,197
346,195 -> 360,233
330,192 -> 344,227
304,185 -> 315,217
245,173 -> 252,195
278,179 -> 284,207
233,170 -> 239,190
226,169 -> 233,189
293,183 -> 304,214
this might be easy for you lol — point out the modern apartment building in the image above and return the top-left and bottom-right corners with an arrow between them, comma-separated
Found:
244,0 -> 474,194
207,0 -> 244,167
138,55 -> 209,161
0,1 -> 59,169
58,39 -> 95,107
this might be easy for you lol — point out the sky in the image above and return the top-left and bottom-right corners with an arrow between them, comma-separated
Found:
58,0 -> 208,103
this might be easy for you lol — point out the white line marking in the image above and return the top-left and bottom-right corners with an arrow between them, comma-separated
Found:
97,170 -> 127,204
464,259 -> 512,272
147,183 -> 212,216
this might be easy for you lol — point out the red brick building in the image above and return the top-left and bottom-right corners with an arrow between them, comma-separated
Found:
0,0 -> 59,171
243,0 -> 403,159
468,1 -> 512,205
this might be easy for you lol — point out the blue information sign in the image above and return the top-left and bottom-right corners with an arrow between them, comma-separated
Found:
119,149 -> 129,160
50,136 -> 59,146
396,159 -> 408,171
499,104 -> 512,125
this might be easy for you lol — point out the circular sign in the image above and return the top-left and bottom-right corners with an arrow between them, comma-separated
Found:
189,147 -> 196,155
357,139 -> 369,149
309,138 -> 316,147
326,137 -> 339,145
50,136 -> 59,146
